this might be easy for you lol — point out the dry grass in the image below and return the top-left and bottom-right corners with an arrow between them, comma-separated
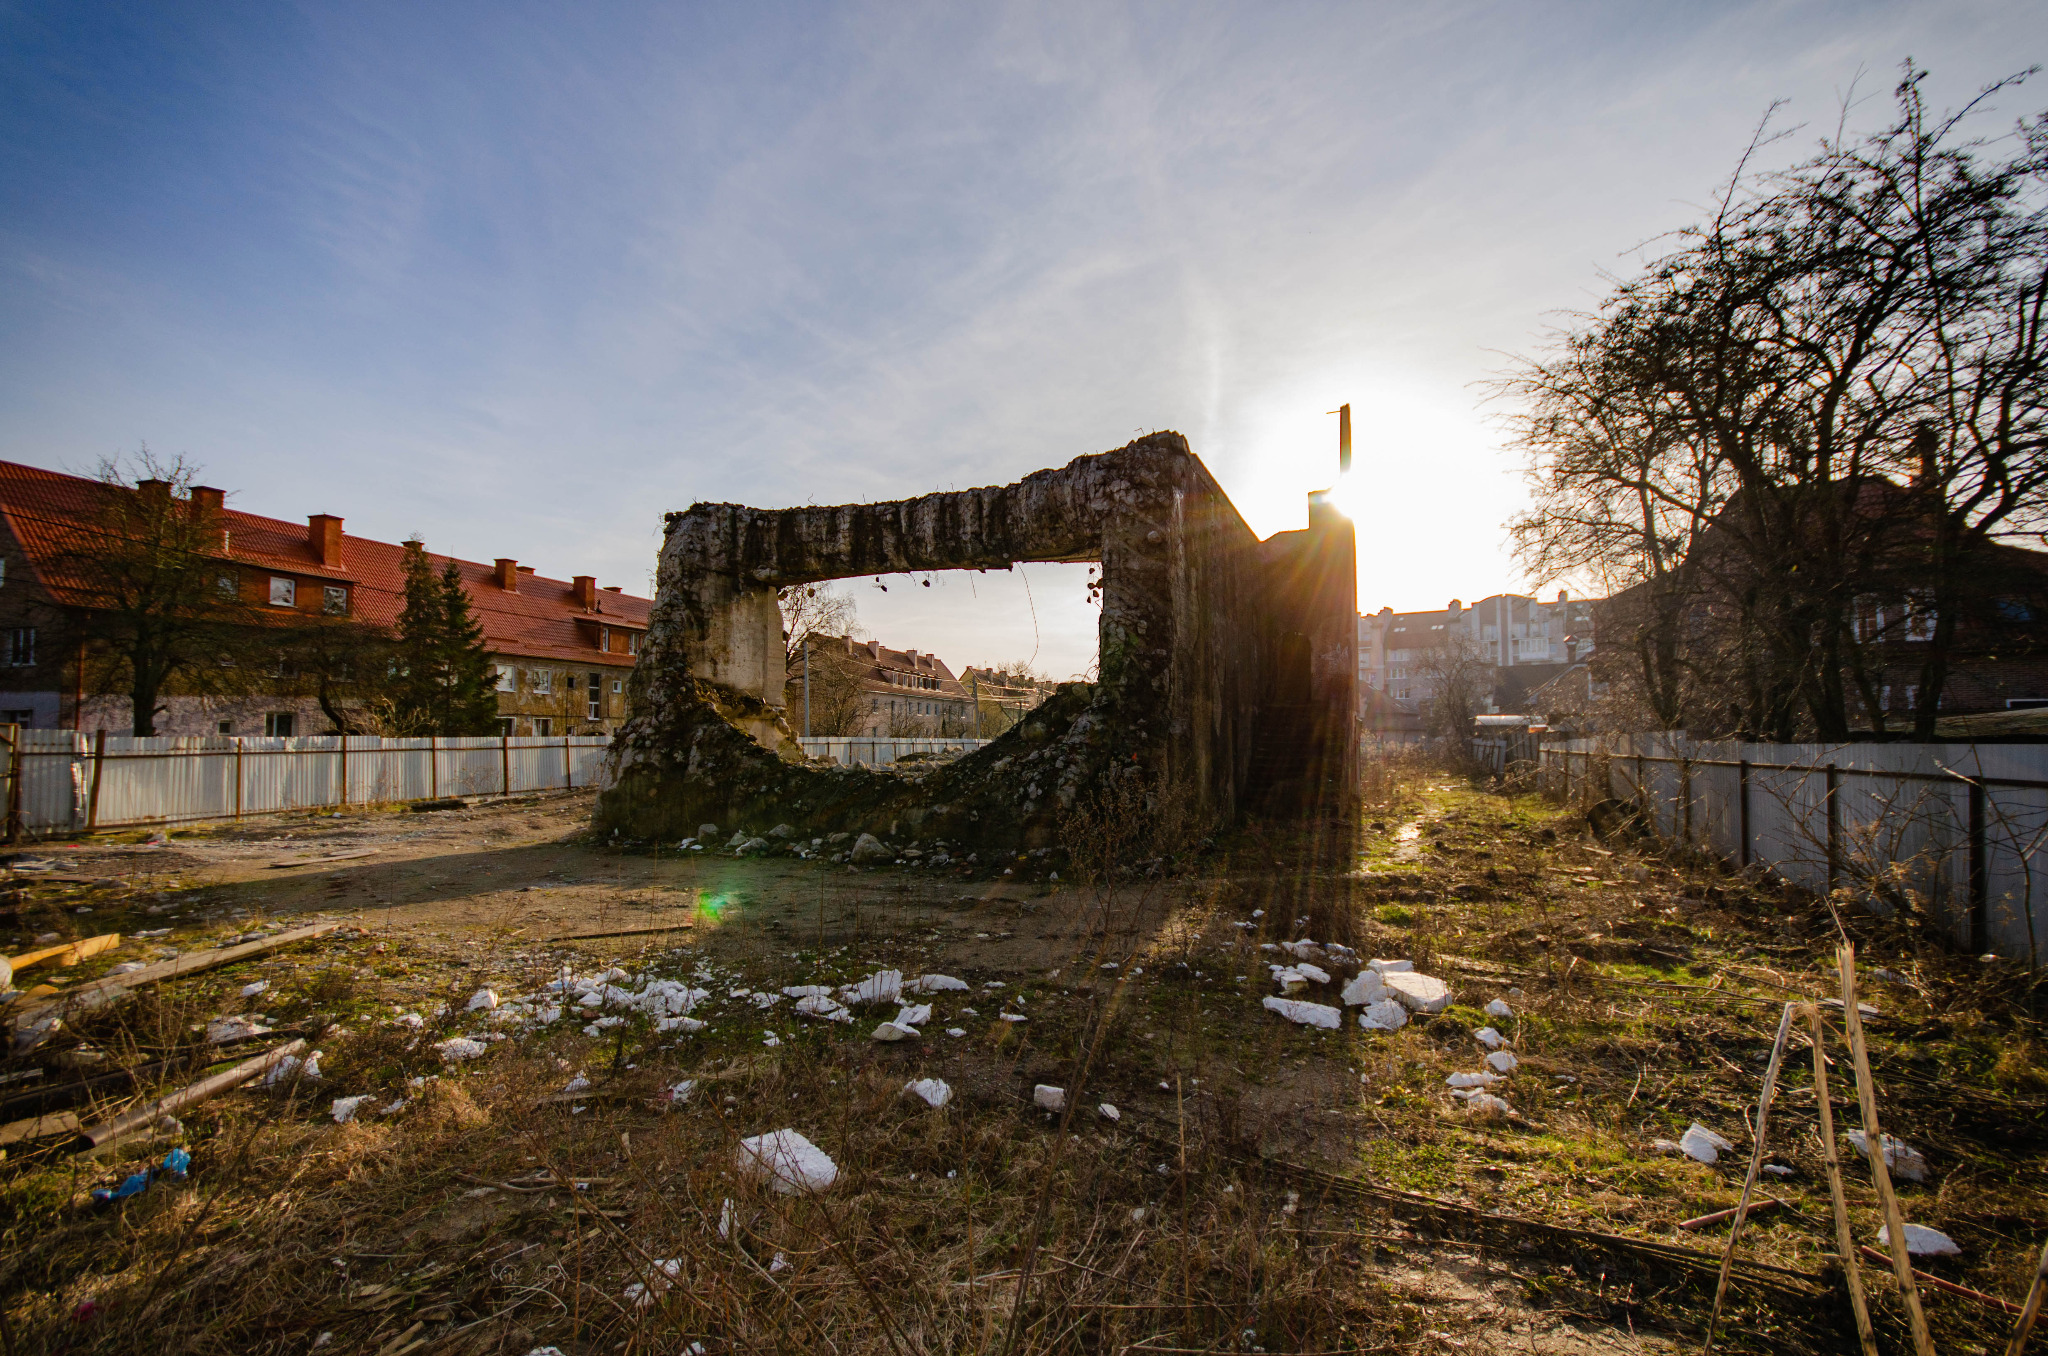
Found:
2,758 -> 2043,1355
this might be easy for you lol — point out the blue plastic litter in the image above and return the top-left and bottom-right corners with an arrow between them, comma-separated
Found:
90,1148 -> 193,1205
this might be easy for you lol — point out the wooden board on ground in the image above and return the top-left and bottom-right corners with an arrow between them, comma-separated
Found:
0,1110 -> 81,1147
7,933 -> 121,971
268,849 -> 378,868
16,922 -> 342,1020
78,1039 -> 307,1148
545,923 -> 695,943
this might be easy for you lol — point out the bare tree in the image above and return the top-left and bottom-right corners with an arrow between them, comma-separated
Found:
1503,66 -> 2048,739
1414,635 -> 1492,743
54,451 -> 261,735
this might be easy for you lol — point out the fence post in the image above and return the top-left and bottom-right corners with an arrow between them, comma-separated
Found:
1679,756 -> 1693,846
3,723 -> 20,844
1738,759 -> 1751,868
563,735 -> 572,790
1825,762 -> 1841,895
430,736 -> 439,800
234,738 -> 243,819
501,732 -> 511,797
85,728 -> 106,833
339,734 -> 348,809
1968,778 -> 1988,954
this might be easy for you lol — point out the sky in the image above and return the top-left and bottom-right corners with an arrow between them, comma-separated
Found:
4,3 -> 2046,682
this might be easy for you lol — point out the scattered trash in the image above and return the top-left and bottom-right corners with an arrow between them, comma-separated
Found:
945,1027 -> 966,1037
1270,967 -> 1309,994
331,1096 -> 373,1124
894,1003 -> 932,1028
205,1015 -> 272,1044
667,1079 -> 696,1104
1034,1085 -> 1066,1112
1877,1223 -> 1962,1257
1459,1092 -> 1515,1119
261,1051 -> 321,1086
432,1037 -> 489,1063
794,994 -> 854,1022
240,980 -> 269,998
106,961 -> 146,976
905,1078 -> 951,1108
466,988 -> 499,1012
736,1128 -> 839,1194
1679,1123 -> 1733,1164
1357,999 -> 1409,1031
563,1073 -> 591,1093
89,1146 -> 192,1204
1446,1071 -> 1504,1088
1368,958 -> 1413,975
1473,1026 -> 1507,1050
906,974 -> 969,993
623,1258 -> 682,1307
871,1021 -> 918,1042
1262,996 -> 1341,1029
841,970 -> 903,1006
1845,1130 -> 1929,1183
1762,1163 -> 1793,1176
1484,1051 -> 1518,1073
999,1013 -> 1026,1023
1382,971 -> 1451,1013
1098,1103 -> 1120,1121
1484,998 -> 1513,1018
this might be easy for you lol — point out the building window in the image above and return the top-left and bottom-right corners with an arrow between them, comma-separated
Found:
1906,597 -> 1937,642
494,666 -> 516,692
3,628 -> 33,666
533,669 -> 553,694
498,717 -> 515,737
589,672 -> 602,719
599,626 -> 610,652
323,586 -> 348,615
611,679 -> 622,694
1,708 -> 32,726
533,716 -> 553,736
269,577 -> 296,607
0,557 -> 6,588
265,712 -> 296,737
217,719 -> 233,734
217,573 -> 237,598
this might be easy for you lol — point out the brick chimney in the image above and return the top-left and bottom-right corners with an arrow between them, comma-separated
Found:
308,514 -> 344,568
190,486 -> 228,550
136,478 -> 170,506
495,558 -> 519,591
573,575 -> 597,608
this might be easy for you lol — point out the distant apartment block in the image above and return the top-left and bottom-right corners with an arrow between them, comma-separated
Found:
1359,591 -> 1599,720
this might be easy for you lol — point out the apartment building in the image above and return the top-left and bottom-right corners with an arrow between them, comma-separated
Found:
1358,591 -> 1598,717
0,460 -> 650,736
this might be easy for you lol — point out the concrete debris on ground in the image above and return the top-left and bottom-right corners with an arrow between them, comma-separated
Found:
870,1021 -> 918,1042
261,1051 -> 321,1086
1845,1130 -> 1930,1183
1033,1084 -> 1066,1112
1877,1222 -> 1961,1256
623,1258 -> 682,1307
1270,966 -> 1309,994
1484,1051 -> 1518,1073
1473,1026 -> 1507,1049
330,1096 -> 373,1124
840,970 -> 903,1006
893,1003 -> 932,1028
433,1037 -> 489,1062
906,974 -> 969,993
1262,996 -> 1341,1029
1446,1071 -> 1505,1088
1382,971 -> 1451,1013
849,833 -> 892,864
1098,1103 -> 1120,1121
1484,998 -> 1513,1018
1357,999 -> 1409,1031
736,1128 -> 838,1194
1368,958 -> 1413,975
795,994 -> 854,1022
206,1015 -> 272,1043
1341,971 -> 1385,1006
904,1078 -> 951,1108
466,988 -> 499,1011
1453,1091 -> 1515,1118
1679,1123 -> 1733,1163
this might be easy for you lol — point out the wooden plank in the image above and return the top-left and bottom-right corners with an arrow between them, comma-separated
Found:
268,849 -> 378,868
78,1039 -> 307,1147
0,1110 -> 80,1147
8,933 -> 122,971
544,923 -> 694,943
16,922 -> 340,1020
1810,1004 -> 1880,1356
1854,1246 -> 2023,1316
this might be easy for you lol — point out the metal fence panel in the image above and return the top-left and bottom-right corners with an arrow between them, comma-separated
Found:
796,737 -> 992,767
4,732 -> 614,835
1538,734 -> 2048,964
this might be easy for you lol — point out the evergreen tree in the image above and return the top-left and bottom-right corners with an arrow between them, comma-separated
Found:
393,541 -> 500,735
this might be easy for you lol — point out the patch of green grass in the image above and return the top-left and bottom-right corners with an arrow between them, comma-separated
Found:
1356,1137 -> 1462,1193
1374,905 -> 1416,927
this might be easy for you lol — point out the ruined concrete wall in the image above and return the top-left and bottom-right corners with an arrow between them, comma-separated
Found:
593,432 -> 1355,849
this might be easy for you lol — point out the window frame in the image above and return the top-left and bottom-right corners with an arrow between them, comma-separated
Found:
322,585 -> 348,616
268,576 -> 296,608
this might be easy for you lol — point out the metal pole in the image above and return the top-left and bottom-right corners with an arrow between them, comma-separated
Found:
803,640 -> 811,738
501,731 -> 511,798
85,727 -> 106,833
1826,763 -> 1841,894
563,734 -> 572,789
1337,402 -> 1351,474
1969,777 -> 1988,953
1738,759 -> 1752,868
234,737 -> 243,819
338,733 -> 347,809
4,723 -> 20,844
429,735 -> 438,800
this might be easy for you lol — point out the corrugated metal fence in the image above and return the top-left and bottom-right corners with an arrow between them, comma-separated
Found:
0,727 -> 614,836
1531,733 -> 2048,965
797,736 -> 992,767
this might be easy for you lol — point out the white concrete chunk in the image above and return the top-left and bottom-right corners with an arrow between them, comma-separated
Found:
1383,971 -> 1451,1013
1341,971 -> 1386,1006
1357,999 -> 1409,1031
1262,996 -> 1341,1029
736,1129 -> 838,1194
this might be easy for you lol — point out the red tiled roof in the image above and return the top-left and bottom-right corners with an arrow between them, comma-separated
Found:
0,460 -> 651,666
